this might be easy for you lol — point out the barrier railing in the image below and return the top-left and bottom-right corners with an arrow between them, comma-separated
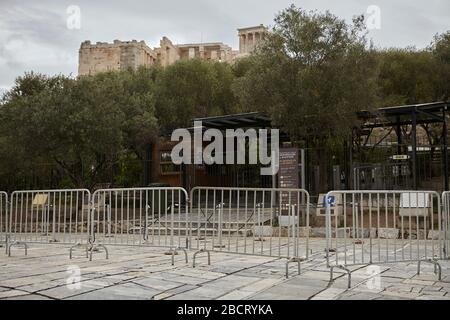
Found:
89,187 -> 189,263
7,189 -> 91,256
3,187 -> 449,285
441,191 -> 450,259
325,190 -> 446,288
0,192 -> 8,252
189,187 -> 310,277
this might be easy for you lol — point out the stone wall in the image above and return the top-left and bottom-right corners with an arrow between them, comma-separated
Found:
78,40 -> 157,76
157,37 -> 181,67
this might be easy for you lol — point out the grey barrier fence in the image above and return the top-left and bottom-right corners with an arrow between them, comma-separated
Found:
441,191 -> 450,260
7,189 -> 91,256
325,190 -> 448,288
1,192 -> 7,251
89,187 -> 189,263
188,187 -> 310,277
3,187 -> 450,285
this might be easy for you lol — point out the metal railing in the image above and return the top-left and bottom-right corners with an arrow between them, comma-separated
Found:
88,187 -> 189,263
325,190 -> 446,288
2,186 -> 449,285
0,192 -> 8,252
189,187 -> 310,277
441,191 -> 450,260
7,189 -> 91,256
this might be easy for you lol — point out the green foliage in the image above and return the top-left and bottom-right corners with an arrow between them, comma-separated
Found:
376,48 -> 440,106
155,59 -> 240,131
430,31 -> 450,101
0,69 -> 158,188
233,5 -> 379,141
114,152 -> 144,188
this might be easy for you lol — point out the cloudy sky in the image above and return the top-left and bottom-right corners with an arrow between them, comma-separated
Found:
0,0 -> 449,93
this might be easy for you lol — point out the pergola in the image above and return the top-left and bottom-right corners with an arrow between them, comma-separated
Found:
358,101 -> 450,190
194,112 -> 272,129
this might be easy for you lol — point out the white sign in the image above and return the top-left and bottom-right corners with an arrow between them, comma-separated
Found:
392,155 -> 409,160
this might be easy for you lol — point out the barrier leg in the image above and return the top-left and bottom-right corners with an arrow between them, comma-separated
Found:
330,265 -> 352,289
182,249 -> 188,264
69,243 -> 90,259
4,235 -> 9,255
69,244 -> 76,259
192,249 -> 211,268
417,259 -> 442,281
285,257 -> 303,278
89,244 -> 109,261
170,248 -> 189,266
8,241 -> 28,257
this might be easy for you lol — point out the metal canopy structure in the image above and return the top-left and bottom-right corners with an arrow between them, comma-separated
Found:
194,112 -> 272,129
180,112 -> 292,190
192,112 -> 292,144
358,101 -> 450,190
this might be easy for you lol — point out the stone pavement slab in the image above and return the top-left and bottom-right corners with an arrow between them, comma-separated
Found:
1,243 -> 449,300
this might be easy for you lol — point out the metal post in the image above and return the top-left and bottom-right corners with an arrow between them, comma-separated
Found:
300,149 -> 306,224
412,110 -> 418,190
272,154 -> 277,220
443,108 -> 449,191
396,116 -> 402,153
144,204 -> 149,241
396,116 -> 402,178
44,204 -> 48,236
300,149 -> 306,190
217,203 -> 223,248
51,204 -> 56,242
291,204 -> 297,257
107,204 -> 111,237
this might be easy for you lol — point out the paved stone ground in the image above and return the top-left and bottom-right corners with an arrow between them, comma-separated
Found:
0,242 -> 449,300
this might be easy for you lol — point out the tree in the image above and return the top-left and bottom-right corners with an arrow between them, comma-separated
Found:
430,31 -> 450,101
232,5 -> 379,190
375,35 -> 449,150
155,59 -> 240,132
0,73 -> 70,190
0,69 -> 158,189
233,5 -> 378,140
376,48 -> 440,106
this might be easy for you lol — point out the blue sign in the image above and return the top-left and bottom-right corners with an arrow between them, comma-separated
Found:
322,195 -> 335,207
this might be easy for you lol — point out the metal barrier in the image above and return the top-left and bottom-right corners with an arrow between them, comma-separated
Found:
441,191 -> 450,260
325,190 -> 447,288
7,189 -> 91,256
1,192 -> 8,252
89,187 -> 189,263
189,187 -> 310,277
4,186 -> 448,285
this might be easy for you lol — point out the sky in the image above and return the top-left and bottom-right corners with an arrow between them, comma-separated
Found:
0,0 -> 449,93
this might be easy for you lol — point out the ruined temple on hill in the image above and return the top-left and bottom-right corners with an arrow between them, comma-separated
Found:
78,25 -> 267,76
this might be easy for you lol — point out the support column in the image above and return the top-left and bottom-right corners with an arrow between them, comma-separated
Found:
412,110 -> 418,190
396,116 -> 402,177
396,116 -> 402,153
251,32 -> 255,51
443,108 -> 449,190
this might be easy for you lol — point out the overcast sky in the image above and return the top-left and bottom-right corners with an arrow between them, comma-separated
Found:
0,0 -> 449,93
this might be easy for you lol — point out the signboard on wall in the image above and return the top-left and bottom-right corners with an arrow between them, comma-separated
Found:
278,148 -> 299,188
392,155 -> 410,160
278,148 -> 299,215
